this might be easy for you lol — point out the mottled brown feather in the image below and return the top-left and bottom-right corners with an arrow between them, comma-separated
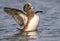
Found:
4,7 -> 25,26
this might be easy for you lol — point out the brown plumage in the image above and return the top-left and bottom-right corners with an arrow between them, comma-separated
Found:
4,3 -> 39,32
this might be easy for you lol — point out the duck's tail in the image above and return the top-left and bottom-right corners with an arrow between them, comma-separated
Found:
35,11 -> 43,13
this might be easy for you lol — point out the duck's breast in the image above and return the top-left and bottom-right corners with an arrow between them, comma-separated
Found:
26,14 -> 39,31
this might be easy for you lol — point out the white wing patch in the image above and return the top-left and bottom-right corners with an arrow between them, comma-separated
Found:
18,12 -> 28,25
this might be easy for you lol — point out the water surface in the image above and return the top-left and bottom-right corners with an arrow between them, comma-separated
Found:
0,0 -> 60,41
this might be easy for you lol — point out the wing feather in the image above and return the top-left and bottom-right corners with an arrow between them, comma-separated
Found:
4,7 -> 28,26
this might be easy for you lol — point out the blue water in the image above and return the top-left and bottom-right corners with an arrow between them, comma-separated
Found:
0,0 -> 60,41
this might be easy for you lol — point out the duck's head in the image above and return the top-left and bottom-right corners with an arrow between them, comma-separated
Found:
23,3 -> 32,12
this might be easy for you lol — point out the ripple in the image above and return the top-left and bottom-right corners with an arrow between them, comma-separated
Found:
0,29 -> 6,31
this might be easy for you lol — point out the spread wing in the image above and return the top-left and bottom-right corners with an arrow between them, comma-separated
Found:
4,7 -> 28,26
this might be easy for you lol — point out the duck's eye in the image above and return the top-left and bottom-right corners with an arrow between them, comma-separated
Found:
26,4 -> 30,7
27,4 -> 29,6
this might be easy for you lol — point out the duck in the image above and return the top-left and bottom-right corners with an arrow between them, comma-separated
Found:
4,3 -> 41,32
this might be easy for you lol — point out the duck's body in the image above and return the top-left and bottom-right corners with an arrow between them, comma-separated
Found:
23,10 -> 39,31
24,14 -> 39,31
4,3 -> 40,32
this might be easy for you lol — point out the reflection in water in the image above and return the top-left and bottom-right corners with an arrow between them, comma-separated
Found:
5,31 -> 40,41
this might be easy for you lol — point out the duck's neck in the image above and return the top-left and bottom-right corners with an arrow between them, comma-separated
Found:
26,9 -> 35,17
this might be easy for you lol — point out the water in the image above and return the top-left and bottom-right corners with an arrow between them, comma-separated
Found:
0,0 -> 60,41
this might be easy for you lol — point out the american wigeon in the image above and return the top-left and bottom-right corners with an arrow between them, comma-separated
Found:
4,3 -> 40,32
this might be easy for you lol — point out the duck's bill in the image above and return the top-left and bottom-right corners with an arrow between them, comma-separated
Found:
31,6 -> 35,9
